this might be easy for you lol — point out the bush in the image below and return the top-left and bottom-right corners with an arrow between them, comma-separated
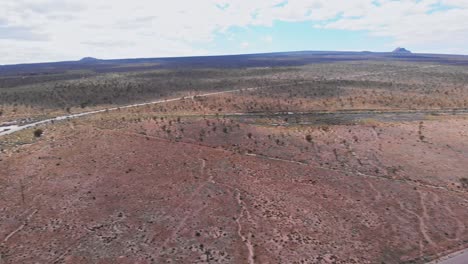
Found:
305,135 -> 313,143
33,129 -> 43,137
460,178 -> 468,188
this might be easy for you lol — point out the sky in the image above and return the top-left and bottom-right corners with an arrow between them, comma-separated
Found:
1,0 -> 468,65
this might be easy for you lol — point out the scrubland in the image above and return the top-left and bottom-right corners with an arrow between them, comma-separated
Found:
1,58 -> 467,263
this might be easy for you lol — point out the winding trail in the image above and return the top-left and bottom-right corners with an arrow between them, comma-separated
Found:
235,190 -> 256,264
2,209 -> 38,243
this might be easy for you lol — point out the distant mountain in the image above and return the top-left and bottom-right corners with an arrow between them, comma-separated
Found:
3,50 -> 468,76
79,57 -> 100,63
392,47 -> 412,54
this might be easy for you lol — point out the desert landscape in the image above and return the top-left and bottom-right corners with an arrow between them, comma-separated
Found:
1,52 -> 468,263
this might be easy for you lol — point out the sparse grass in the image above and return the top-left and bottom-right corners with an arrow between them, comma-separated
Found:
2,61 -> 468,125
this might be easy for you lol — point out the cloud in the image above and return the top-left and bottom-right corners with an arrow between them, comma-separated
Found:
0,0 -> 468,64
0,25 -> 49,41
81,40 -> 135,48
319,1 -> 468,53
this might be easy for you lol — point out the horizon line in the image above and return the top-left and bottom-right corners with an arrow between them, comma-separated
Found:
2,49 -> 468,67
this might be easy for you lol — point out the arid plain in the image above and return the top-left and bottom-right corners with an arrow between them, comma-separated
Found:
1,53 -> 468,263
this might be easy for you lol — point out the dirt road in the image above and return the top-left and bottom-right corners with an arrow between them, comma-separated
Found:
0,86 -> 264,137
429,249 -> 468,264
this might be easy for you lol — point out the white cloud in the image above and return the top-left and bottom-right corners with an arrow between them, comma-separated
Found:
0,0 -> 468,64
321,0 -> 468,53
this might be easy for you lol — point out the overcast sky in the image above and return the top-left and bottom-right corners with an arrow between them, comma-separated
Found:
1,0 -> 468,64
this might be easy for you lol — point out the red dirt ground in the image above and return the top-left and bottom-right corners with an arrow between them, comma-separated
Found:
0,115 -> 467,263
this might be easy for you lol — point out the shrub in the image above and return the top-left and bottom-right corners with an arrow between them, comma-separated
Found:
34,129 -> 43,137
460,178 -> 468,188
305,135 -> 313,143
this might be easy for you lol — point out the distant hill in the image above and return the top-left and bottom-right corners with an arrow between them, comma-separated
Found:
3,50 -> 468,76
79,57 -> 100,63
392,47 -> 412,54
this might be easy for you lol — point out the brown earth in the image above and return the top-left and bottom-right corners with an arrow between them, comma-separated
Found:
1,110 -> 467,263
